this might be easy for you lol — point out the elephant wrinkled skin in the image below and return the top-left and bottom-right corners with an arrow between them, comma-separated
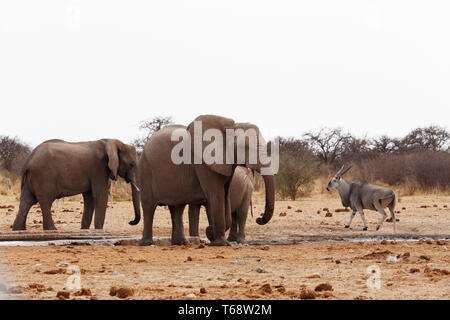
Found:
188,166 -> 254,244
138,115 -> 275,246
12,139 -> 141,231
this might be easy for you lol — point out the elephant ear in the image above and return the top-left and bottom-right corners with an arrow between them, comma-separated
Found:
187,115 -> 235,177
105,140 -> 121,180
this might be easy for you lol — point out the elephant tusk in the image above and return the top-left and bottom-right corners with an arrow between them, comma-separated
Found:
131,182 -> 141,192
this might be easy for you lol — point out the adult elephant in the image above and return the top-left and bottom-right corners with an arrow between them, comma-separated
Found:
138,115 -> 275,246
12,139 -> 141,231
188,166 -> 254,244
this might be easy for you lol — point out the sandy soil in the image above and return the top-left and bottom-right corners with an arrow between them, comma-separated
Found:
0,192 -> 448,300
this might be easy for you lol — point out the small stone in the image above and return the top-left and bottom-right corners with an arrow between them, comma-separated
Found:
231,260 -> 246,265
255,267 -> 267,274
299,289 -> 317,300
56,291 -> 70,300
74,288 -> 92,296
386,256 -> 398,263
259,284 -> 273,294
200,288 -> 207,294
116,287 -> 134,299
109,286 -> 118,296
186,293 -> 196,299
420,255 -> 431,261
315,283 -> 333,292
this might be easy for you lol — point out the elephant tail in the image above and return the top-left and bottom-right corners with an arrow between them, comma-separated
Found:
21,169 -> 29,191
250,198 -> 254,218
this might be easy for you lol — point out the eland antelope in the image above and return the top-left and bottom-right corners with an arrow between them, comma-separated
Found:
326,165 -> 397,232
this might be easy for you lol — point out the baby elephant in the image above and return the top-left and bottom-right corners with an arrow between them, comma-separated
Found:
188,166 -> 254,244
12,139 -> 141,231
327,165 -> 397,232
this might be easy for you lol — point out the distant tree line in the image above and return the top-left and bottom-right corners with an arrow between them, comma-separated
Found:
1,121 -> 449,197
275,125 -> 450,199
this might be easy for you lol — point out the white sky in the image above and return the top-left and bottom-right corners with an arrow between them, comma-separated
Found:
0,1 -> 449,147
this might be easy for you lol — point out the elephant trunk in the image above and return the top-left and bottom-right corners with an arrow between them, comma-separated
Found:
256,174 -> 275,225
129,180 -> 141,225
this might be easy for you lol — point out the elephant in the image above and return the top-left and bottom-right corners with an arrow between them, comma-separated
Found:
12,139 -> 141,231
188,166 -> 254,244
137,114 -> 275,246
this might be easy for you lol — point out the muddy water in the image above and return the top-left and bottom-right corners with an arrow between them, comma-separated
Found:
0,234 -> 448,247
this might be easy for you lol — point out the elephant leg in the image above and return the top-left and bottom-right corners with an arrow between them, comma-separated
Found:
141,196 -> 157,246
170,205 -> 188,245
195,166 -> 231,246
235,201 -> 250,244
81,192 -> 95,229
93,191 -> 108,230
204,203 -> 215,241
207,191 -> 230,246
12,186 -> 37,231
40,200 -> 57,231
227,212 -> 239,242
188,205 -> 201,237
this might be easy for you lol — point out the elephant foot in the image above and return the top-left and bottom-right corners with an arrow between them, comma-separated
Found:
206,226 -> 214,242
209,237 -> 231,247
43,224 -> 57,231
12,221 -> 26,231
228,234 -> 246,244
139,238 -> 153,246
227,233 -> 238,242
171,237 -> 188,246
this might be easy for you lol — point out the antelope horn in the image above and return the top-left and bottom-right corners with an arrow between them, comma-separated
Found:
340,165 -> 353,176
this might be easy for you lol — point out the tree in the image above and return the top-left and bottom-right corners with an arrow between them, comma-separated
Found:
0,136 -> 31,175
303,128 -> 352,164
400,125 -> 449,152
275,137 -> 318,200
132,116 -> 174,152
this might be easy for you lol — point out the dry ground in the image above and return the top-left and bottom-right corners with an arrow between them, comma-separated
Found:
0,191 -> 449,300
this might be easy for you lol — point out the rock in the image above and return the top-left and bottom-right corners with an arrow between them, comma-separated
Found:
279,212 -> 287,217
74,288 -> 92,296
307,273 -> 321,279
255,267 -> 267,274
401,244 -> 410,248
299,289 -> 317,300
186,293 -> 196,299
386,256 -> 398,263
200,288 -> 207,294
335,260 -> 341,265
259,284 -> 273,294
380,240 -> 388,245
409,268 -> 420,273
325,212 -> 333,218
420,255 -> 431,261
56,291 -> 70,300
44,268 -> 65,275
56,262 -> 70,267
315,283 -> 333,292
110,286 -> 118,296
287,206 -> 292,209
116,287 -> 134,299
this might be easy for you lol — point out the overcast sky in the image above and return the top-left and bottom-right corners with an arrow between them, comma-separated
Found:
0,1 -> 449,147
